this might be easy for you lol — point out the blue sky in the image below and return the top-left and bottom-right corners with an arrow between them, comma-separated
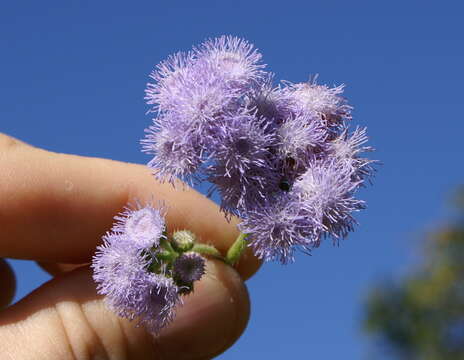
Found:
1,1 -> 463,358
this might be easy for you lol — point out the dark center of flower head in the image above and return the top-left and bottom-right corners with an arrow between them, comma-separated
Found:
254,96 -> 277,122
284,156 -> 296,169
235,138 -> 251,155
271,223 -> 285,239
279,178 -> 291,192
163,140 -> 174,153
199,99 -> 209,111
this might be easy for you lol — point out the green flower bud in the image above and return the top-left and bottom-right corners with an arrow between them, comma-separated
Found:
171,230 -> 196,252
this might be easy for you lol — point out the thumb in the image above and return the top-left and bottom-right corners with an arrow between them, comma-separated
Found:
0,261 -> 249,360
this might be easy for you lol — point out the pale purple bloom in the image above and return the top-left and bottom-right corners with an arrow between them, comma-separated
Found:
136,274 -> 180,334
206,111 -> 280,212
145,35 -> 264,122
240,159 -> 366,263
142,117 -> 204,183
193,35 -> 266,91
92,234 -> 147,313
143,36 -> 267,184
173,252 -> 206,284
165,61 -> 241,126
145,51 -> 195,113
92,233 -> 180,333
329,127 -> 375,182
239,195 -> 319,264
287,77 -> 352,129
293,159 -> 365,240
113,203 -> 166,250
208,163 -> 280,216
142,36 -> 376,264
276,112 -> 328,169
248,77 -> 296,125
211,112 -> 276,177
146,35 -> 263,116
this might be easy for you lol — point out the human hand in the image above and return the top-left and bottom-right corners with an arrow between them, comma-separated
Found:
0,133 -> 260,360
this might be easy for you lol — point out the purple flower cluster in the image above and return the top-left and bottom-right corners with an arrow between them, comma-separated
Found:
92,204 -> 206,333
143,36 -> 375,264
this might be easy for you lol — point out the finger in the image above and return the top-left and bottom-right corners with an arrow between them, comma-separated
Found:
0,133 -> 260,280
0,259 -> 15,308
0,261 -> 249,360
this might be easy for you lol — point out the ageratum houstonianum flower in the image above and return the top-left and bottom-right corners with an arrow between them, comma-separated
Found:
207,110 -> 280,213
240,157 -> 368,263
92,233 -> 180,333
143,36 -> 268,185
142,35 -> 376,264
193,35 -> 266,90
92,204 -> 208,334
113,202 -> 166,250
238,194 -> 319,264
329,126 -> 375,182
276,112 -> 328,169
287,77 -> 352,130
173,252 -> 206,284
293,159 -> 366,239
142,114 -> 204,183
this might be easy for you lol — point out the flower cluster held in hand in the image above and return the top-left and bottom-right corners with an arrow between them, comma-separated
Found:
92,35 -> 376,335
92,204 -> 206,333
143,35 -> 375,264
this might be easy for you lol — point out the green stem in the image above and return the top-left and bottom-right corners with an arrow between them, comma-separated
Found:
154,238 -> 179,264
191,243 -> 224,260
226,233 -> 248,266
160,237 -> 176,254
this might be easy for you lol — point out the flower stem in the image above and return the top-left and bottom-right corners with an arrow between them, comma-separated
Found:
191,243 -> 223,260
226,233 -> 248,266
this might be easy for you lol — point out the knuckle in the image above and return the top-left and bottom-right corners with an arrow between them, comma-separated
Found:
54,299 -> 159,360
54,300 -> 111,360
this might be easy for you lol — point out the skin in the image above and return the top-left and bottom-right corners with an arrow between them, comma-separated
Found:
0,133 -> 261,360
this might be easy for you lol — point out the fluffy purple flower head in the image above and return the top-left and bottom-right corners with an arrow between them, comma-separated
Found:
287,77 -> 352,129
92,233 -> 180,333
142,36 -> 376,264
142,117 -> 204,183
206,111 -> 280,213
329,127 -> 376,182
136,274 -> 181,334
143,36 -> 267,185
166,61 -> 241,125
173,252 -> 206,284
240,158 -> 367,263
276,112 -> 328,171
113,202 -> 166,250
193,35 -> 266,90
145,51 -> 195,113
145,36 -> 264,121
208,164 -> 280,216
248,76 -> 296,125
239,195 -> 319,264
211,112 -> 276,175
92,234 -> 148,314
293,159 -> 365,240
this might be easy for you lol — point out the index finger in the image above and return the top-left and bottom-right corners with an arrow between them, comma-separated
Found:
0,134 -> 260,279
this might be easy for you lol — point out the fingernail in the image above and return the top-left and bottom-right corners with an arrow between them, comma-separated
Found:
154,260 -> 250,359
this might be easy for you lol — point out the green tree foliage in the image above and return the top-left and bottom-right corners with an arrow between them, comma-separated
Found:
364,189 -> 464,359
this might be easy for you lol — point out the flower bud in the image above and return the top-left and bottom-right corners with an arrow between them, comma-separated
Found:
171,230 -> 196,252
173,252 -> 206,286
